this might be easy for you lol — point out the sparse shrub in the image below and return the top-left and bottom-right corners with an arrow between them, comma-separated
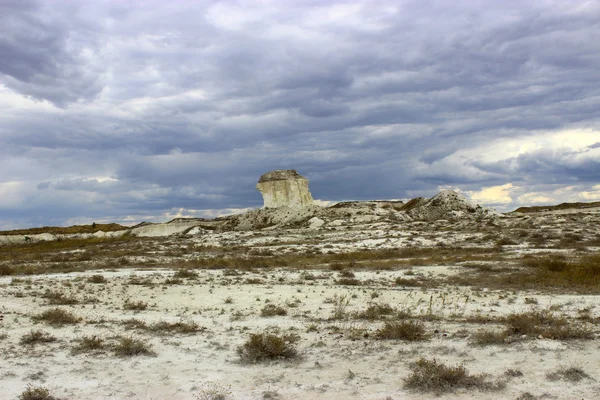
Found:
329,263 -> 346,271
127,275 -> 153,286
0,265 -> 14,276
112,336 -> 155,357
524,297 -> 538,305
394,277 -> 422,287
18,384 -> 59,400
237,333 -> 298,363
330,294 -> 350,320
338,270 -> 355,278
32,308 -> 81,326
336,277 -> 361,286
404,358 -> 492,393
516,392 -> 537,400
260,304 -> 287,317
546,366 -> 590,382
173,269 -> 198,279
72,335 -> 105,353
470,329 -> 508,346
20,330 -> 57,345
522,256 -> 568,272
357,303 -> 394,320
261,390 -> 281,399
376,321 -> 426,341
505,368 -> 524,378
123,299 -> 148,311
148,319 -> 203,334
42,290 -> 78,305
193,382 -> 232,400
504,310 -> 592,340
121,318 -> 148,330
496,237 -> 517,246
87,274 -> 107,284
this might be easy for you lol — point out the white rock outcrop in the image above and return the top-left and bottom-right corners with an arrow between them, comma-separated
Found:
408,190 -> 498,221
256,169 -> 314,208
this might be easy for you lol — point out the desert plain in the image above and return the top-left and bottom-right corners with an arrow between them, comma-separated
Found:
1,197 -> 600,400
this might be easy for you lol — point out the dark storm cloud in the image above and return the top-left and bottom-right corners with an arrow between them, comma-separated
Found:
0,0 -> 104,106
1,0 -> 600,227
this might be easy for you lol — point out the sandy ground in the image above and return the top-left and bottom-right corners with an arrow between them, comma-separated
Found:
1,265 -> 599,400
1,206 -> 599,399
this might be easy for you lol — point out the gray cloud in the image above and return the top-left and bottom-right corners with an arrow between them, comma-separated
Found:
1,0 -> 600,227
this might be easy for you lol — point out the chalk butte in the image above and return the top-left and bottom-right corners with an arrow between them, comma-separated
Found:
256,169 -> 314,208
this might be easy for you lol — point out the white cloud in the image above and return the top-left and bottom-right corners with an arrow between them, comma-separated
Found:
467,183 -> 515,205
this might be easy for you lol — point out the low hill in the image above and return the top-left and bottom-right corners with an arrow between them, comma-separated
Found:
0,223 -> 129,236
512,201 -> 600,213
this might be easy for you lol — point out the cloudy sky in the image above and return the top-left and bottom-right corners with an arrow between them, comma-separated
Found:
1,0 -> 599,228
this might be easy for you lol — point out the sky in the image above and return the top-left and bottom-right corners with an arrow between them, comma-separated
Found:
1,0 -> 599,229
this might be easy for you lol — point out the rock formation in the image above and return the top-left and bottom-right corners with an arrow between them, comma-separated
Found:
408,190 -> 498,221
256,169 -> 314,208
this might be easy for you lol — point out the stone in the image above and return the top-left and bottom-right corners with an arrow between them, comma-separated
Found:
308,217 -> 325,230
256,169 -> 314,208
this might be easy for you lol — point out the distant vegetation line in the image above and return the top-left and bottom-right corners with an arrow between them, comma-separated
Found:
512,201 -> 600,213
0,223 -> 129,236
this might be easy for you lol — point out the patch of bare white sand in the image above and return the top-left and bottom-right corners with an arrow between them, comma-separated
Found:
1,268 -> 599,399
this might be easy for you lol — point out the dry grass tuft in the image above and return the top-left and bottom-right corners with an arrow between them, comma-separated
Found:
87,274 -> 107,284
504,310 -> 592,340
376,321 -> 426,341
18,385 -> 60,400
0,264 -> 14,276
20,330 -> 57,345
237,333 -> 298,363
148,319 -> 204,334
546,366 -> 591,382
72,335 -> 105,353
42,290 -> 78,305
123,299 -> 148,311
112,336 -> 155,357
173,269 -> 199,279
404,358 -> 494,393
357,303 -> 395,320
260,304 -> 287,317
32,308 -> 81,326
470,329 -> 509,346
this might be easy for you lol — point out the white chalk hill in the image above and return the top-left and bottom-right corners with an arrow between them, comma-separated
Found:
408,190 -> 498,221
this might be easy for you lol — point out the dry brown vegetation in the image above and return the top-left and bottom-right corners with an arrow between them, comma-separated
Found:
404,358 -> 497,393
2,209 -> 600,399
237,333 -> 299,363
0,223 -> 128,236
